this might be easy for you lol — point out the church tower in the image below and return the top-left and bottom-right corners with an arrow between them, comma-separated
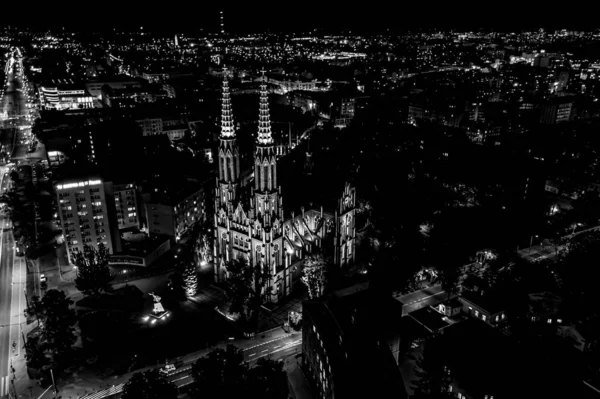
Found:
251,69 -> 282,227
214,67 -> 242,283
216,66 -> 240,213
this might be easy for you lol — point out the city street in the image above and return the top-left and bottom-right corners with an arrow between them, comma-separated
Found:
0,47 -> 33,399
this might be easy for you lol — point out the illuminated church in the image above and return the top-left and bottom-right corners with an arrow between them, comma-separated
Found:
213,68 -> 356,303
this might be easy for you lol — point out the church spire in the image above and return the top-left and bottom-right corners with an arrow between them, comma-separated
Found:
220,66 -> 235,138
257,68 -> 273,145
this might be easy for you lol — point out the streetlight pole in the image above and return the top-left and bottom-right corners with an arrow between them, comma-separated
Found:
529,235 -> 538,253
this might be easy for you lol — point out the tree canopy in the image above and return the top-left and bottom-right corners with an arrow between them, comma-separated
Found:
25,289 -> 77,369
190,345 -> 288,399
122,369 -> 178,399
72,243 -> 112,296
301,252 -> 328,299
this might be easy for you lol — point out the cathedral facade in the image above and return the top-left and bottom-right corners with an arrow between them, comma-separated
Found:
213,68 -> 356,303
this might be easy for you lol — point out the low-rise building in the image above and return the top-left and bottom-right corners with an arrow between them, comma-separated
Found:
40,81 -> 95,110
144,179 -> 208,241
459,291 -> 506,326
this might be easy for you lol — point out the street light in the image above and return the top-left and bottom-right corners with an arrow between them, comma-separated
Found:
529,234 -> 539,253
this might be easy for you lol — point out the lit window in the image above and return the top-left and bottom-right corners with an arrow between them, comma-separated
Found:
474,310 -> 479,317
557,319 -> 562,324
482,314 -> 486,322
547,319 -> 552,324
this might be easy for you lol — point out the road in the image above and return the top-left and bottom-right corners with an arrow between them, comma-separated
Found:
75,331 -> 303,399
159,332 -> 302,393
0,47 -> 31,399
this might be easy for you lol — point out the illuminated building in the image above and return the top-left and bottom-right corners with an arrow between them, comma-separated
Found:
113,183 -> 139,230
213,68 -> 356,303
540,96 -> 573,124
144,180 -> 208,241
40,81 -> 95,110
56,177 -> 122,261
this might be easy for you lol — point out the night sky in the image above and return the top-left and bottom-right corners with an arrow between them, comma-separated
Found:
0,2 -> 590,33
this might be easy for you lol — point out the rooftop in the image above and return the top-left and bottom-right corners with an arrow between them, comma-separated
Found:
460,290 -> 505,315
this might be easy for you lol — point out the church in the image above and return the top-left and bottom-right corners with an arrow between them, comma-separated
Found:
213,68 -> 357,304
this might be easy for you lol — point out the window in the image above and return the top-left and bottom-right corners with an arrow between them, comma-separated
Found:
482,314 -> 486,322
495,315 -> 500,322
474,310 -> 479,317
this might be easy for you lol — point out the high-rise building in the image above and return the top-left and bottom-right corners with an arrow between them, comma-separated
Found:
113,183 -> 139,230
302,283 -> 406,399
56,177 -> 122,261
213,68 -> 356,303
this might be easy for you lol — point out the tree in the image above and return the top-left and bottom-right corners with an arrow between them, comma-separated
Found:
300,253 -> 327,299
24,334 -> 49,371
223,256 -> 255,319
191,344 -> 248,398
412,338 -> 453,399
195,232 -> 213,266
182,261 -> 198,297
72,243 -> 112,296
223,256 -> 270,325
246,357 -> 289,399
25,289 -> 77,368
122,369 -> 178,399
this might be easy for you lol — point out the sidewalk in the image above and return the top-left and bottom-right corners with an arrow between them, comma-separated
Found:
286,360 -> 313,399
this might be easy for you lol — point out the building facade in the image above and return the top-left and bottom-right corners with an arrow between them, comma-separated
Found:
213,68 -> 356,303
56,177 -> 121,261
113,183 -> 139,230
145,183 -> 207,240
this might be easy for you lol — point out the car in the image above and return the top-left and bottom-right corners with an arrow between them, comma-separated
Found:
159,364 -> 175,375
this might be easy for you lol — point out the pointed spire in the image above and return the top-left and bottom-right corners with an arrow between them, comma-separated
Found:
257,68 -> 273,145
220,66 -> 235,138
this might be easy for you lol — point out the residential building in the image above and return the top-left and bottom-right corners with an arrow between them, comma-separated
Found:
302,283 -> 407,399
145,179 -> 208,240
459,291 -> 506,326
113,183 -> 139,230
56,177 -> 121,261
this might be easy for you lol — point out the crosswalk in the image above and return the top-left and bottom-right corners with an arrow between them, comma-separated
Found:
0,375 -> 10,397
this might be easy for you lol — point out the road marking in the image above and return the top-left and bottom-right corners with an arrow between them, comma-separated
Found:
248,353 -> 255,357
273,345 -> 281,349
261,349 -> 269,353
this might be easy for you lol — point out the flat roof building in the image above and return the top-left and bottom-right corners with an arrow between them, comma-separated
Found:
56,177 -> 121,261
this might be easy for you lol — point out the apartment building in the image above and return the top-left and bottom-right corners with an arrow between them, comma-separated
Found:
56,177 -> 121,261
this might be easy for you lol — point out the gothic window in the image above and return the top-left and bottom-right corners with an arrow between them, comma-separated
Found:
304,215 -> 310,229
346,214 -> 352,236
256,245 -> 262,260
294,220 -> 300,233
285,225 -> 291,238
273,221 -> 280,234
234,235 -> 239,246
273,243 -> 280,267
221,232 -> 227,240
